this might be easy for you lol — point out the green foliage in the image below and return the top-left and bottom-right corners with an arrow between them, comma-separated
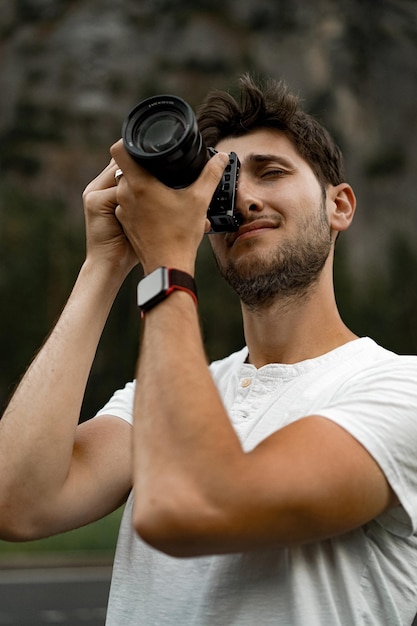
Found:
196,237 -> 244,362
359,235 -> 417,354
0,183 -> 84,410
80,268 -> 141,422
1,183 -> 416,422
0,507 -> 123,559
364,145 -> 407,178
15,0 -> 74,24
334,235 -> 417,355
0,183 -> 145,420
0,102 -> 69,177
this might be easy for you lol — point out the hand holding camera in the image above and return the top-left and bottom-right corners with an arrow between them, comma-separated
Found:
121,95 -> 240,234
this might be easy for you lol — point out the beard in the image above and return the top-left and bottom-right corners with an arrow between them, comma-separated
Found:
212,200 -> 332,311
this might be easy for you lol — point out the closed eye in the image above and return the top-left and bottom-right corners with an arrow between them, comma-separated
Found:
260,169 -> 286,179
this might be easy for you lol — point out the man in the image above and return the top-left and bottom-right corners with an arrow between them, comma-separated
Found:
1,75 -> 417,625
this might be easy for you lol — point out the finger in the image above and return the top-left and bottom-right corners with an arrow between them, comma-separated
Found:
110,139 -> 154,184
114,168 -> 124,186
197,151 -> 230,195
84,185 -> 118,215
84,158 -> 120,193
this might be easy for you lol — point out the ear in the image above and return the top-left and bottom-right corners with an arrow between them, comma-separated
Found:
327,183 -> 356,234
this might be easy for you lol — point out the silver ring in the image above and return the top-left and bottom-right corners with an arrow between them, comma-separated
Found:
115,168 -> 123,184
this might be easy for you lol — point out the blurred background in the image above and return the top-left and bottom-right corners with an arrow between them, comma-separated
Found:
0,0 -> 417,562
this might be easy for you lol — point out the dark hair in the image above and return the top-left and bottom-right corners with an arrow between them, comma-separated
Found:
197,74 -> 345,186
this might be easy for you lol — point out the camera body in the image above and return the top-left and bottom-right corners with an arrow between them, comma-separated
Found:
122,95 -> 240,233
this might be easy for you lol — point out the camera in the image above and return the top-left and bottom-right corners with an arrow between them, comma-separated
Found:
121,95 -> 240,233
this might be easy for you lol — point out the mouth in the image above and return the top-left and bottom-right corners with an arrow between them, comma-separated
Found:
225,217 -> 281,247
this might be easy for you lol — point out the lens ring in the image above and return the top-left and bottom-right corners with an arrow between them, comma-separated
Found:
123,96 -> 194,158
134,112 -> 186,154
122,94 -> 208,187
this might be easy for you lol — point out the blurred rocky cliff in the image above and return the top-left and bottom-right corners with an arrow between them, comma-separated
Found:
1,0 -> 417,269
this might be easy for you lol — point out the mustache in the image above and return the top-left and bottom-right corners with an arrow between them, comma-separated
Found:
224,214 -> 283,246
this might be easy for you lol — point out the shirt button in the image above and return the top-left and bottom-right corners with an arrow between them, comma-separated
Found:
241,378 -> 252,388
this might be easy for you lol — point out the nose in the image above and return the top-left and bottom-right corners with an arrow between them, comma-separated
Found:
235,174 -> 263,221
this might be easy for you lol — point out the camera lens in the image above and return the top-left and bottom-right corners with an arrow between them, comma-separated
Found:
122,95 -> 208,188
135,113 -> 186,154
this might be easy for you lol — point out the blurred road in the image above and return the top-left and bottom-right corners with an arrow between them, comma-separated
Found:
1,561 -> 416,625
0,563 -> 112,625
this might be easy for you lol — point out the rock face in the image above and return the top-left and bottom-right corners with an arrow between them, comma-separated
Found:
1,0 -> 417,267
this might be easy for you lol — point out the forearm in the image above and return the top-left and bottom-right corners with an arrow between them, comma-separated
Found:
132,291 -> 243,553
132,294 -> 397,559
110,141 -> 239,550
0,260 -> 125,535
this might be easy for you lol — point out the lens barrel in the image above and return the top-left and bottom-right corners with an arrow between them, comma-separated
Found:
122,95 -> 208,188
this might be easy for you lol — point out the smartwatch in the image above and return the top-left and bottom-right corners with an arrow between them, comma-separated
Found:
137,267 -> 198,315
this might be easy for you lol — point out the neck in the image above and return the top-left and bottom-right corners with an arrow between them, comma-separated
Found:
241,270 -> 357,368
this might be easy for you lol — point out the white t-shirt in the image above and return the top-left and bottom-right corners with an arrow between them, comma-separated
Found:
98,338 -> 417,625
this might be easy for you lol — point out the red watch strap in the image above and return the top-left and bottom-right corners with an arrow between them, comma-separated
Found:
139,267 -> 198,318
166,268 -> 198,306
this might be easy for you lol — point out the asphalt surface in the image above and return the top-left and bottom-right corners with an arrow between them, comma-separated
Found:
0,563 -> 112,625
1,561 -> 417,625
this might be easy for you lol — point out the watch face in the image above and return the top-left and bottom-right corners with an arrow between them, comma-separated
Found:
137,267 -> 168,308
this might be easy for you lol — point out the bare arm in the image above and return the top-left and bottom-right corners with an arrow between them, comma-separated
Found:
110,141 -> 396,558
0,160 -> 135,540
132,293 -> 395,557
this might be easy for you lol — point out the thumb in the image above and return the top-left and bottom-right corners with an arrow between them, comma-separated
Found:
200,151 -> 230,193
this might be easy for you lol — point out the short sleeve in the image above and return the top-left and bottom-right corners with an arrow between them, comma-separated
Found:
95,380 -> 136,426
318,355 -> 417,536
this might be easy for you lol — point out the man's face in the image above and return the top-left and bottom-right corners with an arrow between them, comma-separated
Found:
209,128 -> 333,310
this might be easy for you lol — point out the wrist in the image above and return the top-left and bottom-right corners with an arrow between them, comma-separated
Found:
138,267 -> 198,317
80,258 -> 128,298
84,251 -> 135,280
142,259 -> 195,277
